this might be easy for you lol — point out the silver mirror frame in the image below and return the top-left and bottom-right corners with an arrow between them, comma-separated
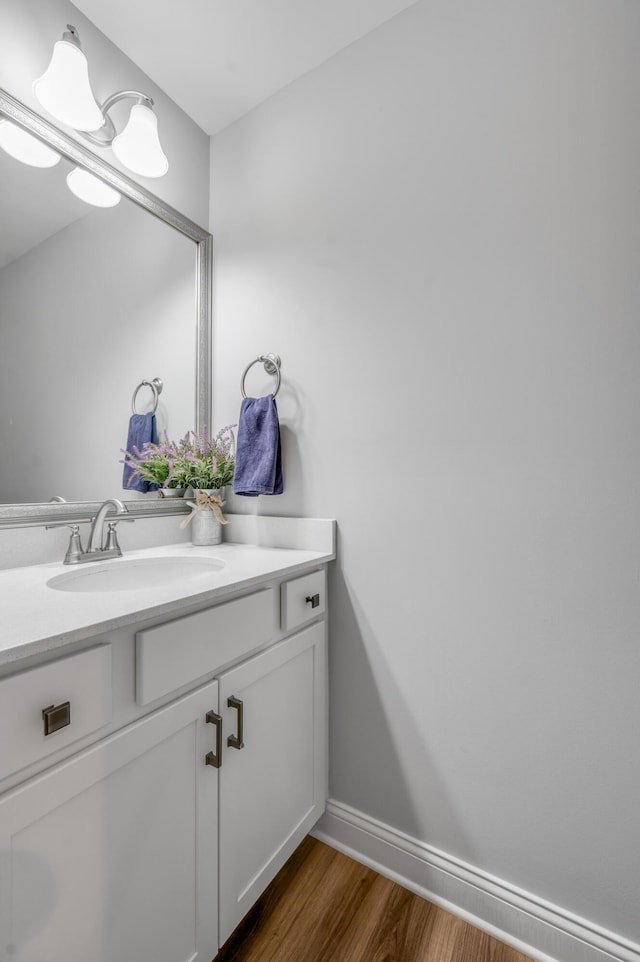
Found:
0,88 -> 212,529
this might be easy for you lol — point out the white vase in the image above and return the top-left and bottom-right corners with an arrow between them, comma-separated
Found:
188,488 -> 226,546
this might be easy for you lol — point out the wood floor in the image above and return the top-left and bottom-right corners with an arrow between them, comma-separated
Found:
215,836 -> 534,962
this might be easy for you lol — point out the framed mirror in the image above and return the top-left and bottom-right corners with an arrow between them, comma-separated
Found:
0,88 -> 212,528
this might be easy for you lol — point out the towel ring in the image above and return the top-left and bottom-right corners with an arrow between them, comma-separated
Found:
241,354 -> 281,398
131,377 -> 163,415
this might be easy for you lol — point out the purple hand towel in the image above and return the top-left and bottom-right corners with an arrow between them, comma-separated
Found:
122,412 -> 159,492
233,395 -> 283,496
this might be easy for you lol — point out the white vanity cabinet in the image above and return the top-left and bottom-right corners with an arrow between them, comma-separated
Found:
217,619 -> 326,943
0,562 -> 328,962
0,678 -> 219,962
137,569 -> 328,948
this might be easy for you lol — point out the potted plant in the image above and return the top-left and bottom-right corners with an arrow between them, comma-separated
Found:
122,424 -> 236,498
168,425 -> 236,492
122,425 -> 236,545
175,425 -> 236,545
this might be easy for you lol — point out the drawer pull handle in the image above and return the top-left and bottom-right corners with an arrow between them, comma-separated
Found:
205,710 -> 223,768
42,701 -> 71,736
305,593 -> 320,609
227,696 -> 244,750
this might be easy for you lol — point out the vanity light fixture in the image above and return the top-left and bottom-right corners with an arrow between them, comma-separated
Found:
33,25 -> 103,131
111,100 -> 168,178
87,94 -> 169,178
66,167 -> 121,208
34,25 -> 169,178
0,118 -> 61,167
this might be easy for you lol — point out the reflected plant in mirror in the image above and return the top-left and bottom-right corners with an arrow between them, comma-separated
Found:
0,88 -> 212,527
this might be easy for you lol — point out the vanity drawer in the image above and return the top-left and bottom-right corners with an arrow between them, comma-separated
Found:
136,588 -> 276,705
0,645 -> 112,782
280,570 -> 326,632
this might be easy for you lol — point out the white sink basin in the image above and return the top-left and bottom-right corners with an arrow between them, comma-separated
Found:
47,555 -> 226,593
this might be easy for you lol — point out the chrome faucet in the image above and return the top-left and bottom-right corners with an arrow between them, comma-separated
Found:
85,498 -> 130,555
47,498 -> 134,565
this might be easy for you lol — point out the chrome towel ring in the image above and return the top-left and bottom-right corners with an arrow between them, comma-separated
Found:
131,377 -> 163,415
241,354 -> 281,398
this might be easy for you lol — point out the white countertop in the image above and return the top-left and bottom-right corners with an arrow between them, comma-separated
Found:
0,540 -> 334,667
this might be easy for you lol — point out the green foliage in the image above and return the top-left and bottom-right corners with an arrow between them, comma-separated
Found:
122,425 -> 236,491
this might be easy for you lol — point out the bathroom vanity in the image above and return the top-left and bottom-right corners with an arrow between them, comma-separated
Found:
0,519 -> 334,962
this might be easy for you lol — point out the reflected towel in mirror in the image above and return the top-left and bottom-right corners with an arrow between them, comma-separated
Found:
122,413 -> 159,492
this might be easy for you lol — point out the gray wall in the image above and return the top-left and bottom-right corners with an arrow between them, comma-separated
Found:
0,0 -> 209,224
210,0 -> 640,945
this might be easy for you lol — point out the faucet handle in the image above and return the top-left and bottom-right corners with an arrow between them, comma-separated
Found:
63,524 -> 85,564
45,522 -> 85,563
104,518 -> 135,553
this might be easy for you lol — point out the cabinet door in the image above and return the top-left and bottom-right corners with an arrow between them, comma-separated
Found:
0,681 -> 219,962
218,621 -> 327,944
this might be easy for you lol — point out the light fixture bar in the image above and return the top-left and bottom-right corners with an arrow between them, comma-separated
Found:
79,90 -> 152,146
33,26 -> 169,178
78,91 -> 168,178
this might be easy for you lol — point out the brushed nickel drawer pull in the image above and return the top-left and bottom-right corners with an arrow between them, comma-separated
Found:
305,593 -> 320,609
42,701 -> 71,736
205,710 -> 223,768
227,696 -> 244,750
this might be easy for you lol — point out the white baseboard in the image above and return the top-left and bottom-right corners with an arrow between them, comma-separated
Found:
312,799 -> 640,962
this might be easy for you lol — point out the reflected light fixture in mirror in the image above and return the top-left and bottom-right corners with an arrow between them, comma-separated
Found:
34,25 -> 169,179
0,117 -> 119,208
66,167 -> 121,207
0,118 -> 61,167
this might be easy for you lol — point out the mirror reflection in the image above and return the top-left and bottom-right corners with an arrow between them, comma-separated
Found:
0,112 -> 197,505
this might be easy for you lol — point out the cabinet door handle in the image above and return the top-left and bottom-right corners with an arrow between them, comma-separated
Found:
227,696 -> 244,750
305,593 -> 320,608
205,710 -> 223,768
42,701 -> 71,736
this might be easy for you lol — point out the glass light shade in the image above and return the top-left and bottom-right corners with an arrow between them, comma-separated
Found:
112,103 -> 169,178
66,167 -> 121,207
34,40 -> 104,132
0,119 -> 61,167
